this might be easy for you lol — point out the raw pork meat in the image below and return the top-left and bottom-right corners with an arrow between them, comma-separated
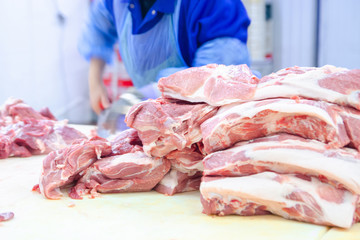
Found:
158,64 -> 259,106
338,106 -> 360,151
254,65 -> 360,110
203,133 -> 360,194
39,136 -> 112,199
110,128 -> 142,155
155,146 -> 204,195
201,98 -> 350,154
200,172 -> 360,228
0,212 -> 14,222
0,119 -> 87,159
0,97 -> 56,123
0,98 -> 87,159
70,150 -> 170,199
125,98 -> 217,157
165,145 -> 204,173
155,169 -> 202,196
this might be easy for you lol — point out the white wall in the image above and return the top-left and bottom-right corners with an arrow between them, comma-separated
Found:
271,0 -> 318,71
318,0 -> 360,69
0,0 -> 93,124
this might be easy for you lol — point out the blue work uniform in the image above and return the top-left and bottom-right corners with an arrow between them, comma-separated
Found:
79,0 -> 251,89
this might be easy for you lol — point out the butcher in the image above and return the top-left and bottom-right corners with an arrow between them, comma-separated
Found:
79,0 -> 251,129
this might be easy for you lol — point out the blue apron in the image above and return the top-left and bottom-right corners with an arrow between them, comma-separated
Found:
114,0 -> 186,89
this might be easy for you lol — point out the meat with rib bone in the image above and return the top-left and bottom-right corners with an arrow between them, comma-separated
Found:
254,65 -> 360,110
70,150 -> 170,199
158,64 -> 259,106
203,133 -> 360,194
200,172 -> 360,228
125,98 -> 218,157
201,98 -> 350,154
39,136 -> 112,199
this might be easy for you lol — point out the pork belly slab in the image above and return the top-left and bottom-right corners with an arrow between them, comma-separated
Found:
203,133 -> 360,194
201,98 -> 351,154
200,172 -> 360,228
254,65 -> 360,110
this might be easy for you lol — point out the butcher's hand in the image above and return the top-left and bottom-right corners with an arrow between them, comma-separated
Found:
88,58 -> 111,115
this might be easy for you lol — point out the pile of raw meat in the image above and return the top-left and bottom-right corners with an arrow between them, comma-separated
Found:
0,98 -> 87,159
37,64 -> 360,228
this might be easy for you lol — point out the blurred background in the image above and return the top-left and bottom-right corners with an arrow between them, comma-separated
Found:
0,0 -> 359,124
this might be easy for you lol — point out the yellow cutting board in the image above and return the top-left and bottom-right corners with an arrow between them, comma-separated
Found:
0,125 -> 359,240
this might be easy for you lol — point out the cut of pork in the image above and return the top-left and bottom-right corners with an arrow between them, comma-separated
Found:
165,145 -> 204,173
0,97 -> 56,123
125,98 -> 218,157
201,98 -> 350,154
70,150 -> 170,199
200,172 -> 360,228
338,106 -> 360,151
158,64 -> 259,106
155,169 -> 202,196
110,128 -> 142,155
155,145 -> 204,195
254,65 -> 360,110
0,119 -> 87,159
203,134 -> 360,194
39,136 -> 112,199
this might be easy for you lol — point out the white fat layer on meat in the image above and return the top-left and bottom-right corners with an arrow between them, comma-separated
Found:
200,172 -> 357,228
348,91 -> 360,108
158,169 -> 180,189
174,157 -> 204,171
205,138 -> 360,193
215,99 -> 339,129
247,147 -> 360,194
342,109 -> 360,120
104,152 -> 153,167
100,152 -> 163,178
162,65 -> 253,106
253,66 -> 349,103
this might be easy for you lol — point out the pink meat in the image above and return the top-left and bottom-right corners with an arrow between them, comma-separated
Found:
200,173 -> 360,228
70,150 -> 170,199
39,136 -> 112,199
0,212 -> 14,222
0,119 -> 87,157
254,65 -> 360,110
165,145 -> 204,172
154,169 -> 202,196
203,133 -> 360,194
158,64 -> 259,106
125,98 -> 218,157
110,128 -> 142,155
201,98 -> 350,154
338,106 -> 360,151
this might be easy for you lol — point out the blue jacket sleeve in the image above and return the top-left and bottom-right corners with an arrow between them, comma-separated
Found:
78,0 -> 118,64
178,0 -> 251,67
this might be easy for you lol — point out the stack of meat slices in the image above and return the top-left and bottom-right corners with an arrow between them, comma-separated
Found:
126,64 -> 258,195
143,64 -> 359,228
35,63 -> 360,228
0,98 -> 87,159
